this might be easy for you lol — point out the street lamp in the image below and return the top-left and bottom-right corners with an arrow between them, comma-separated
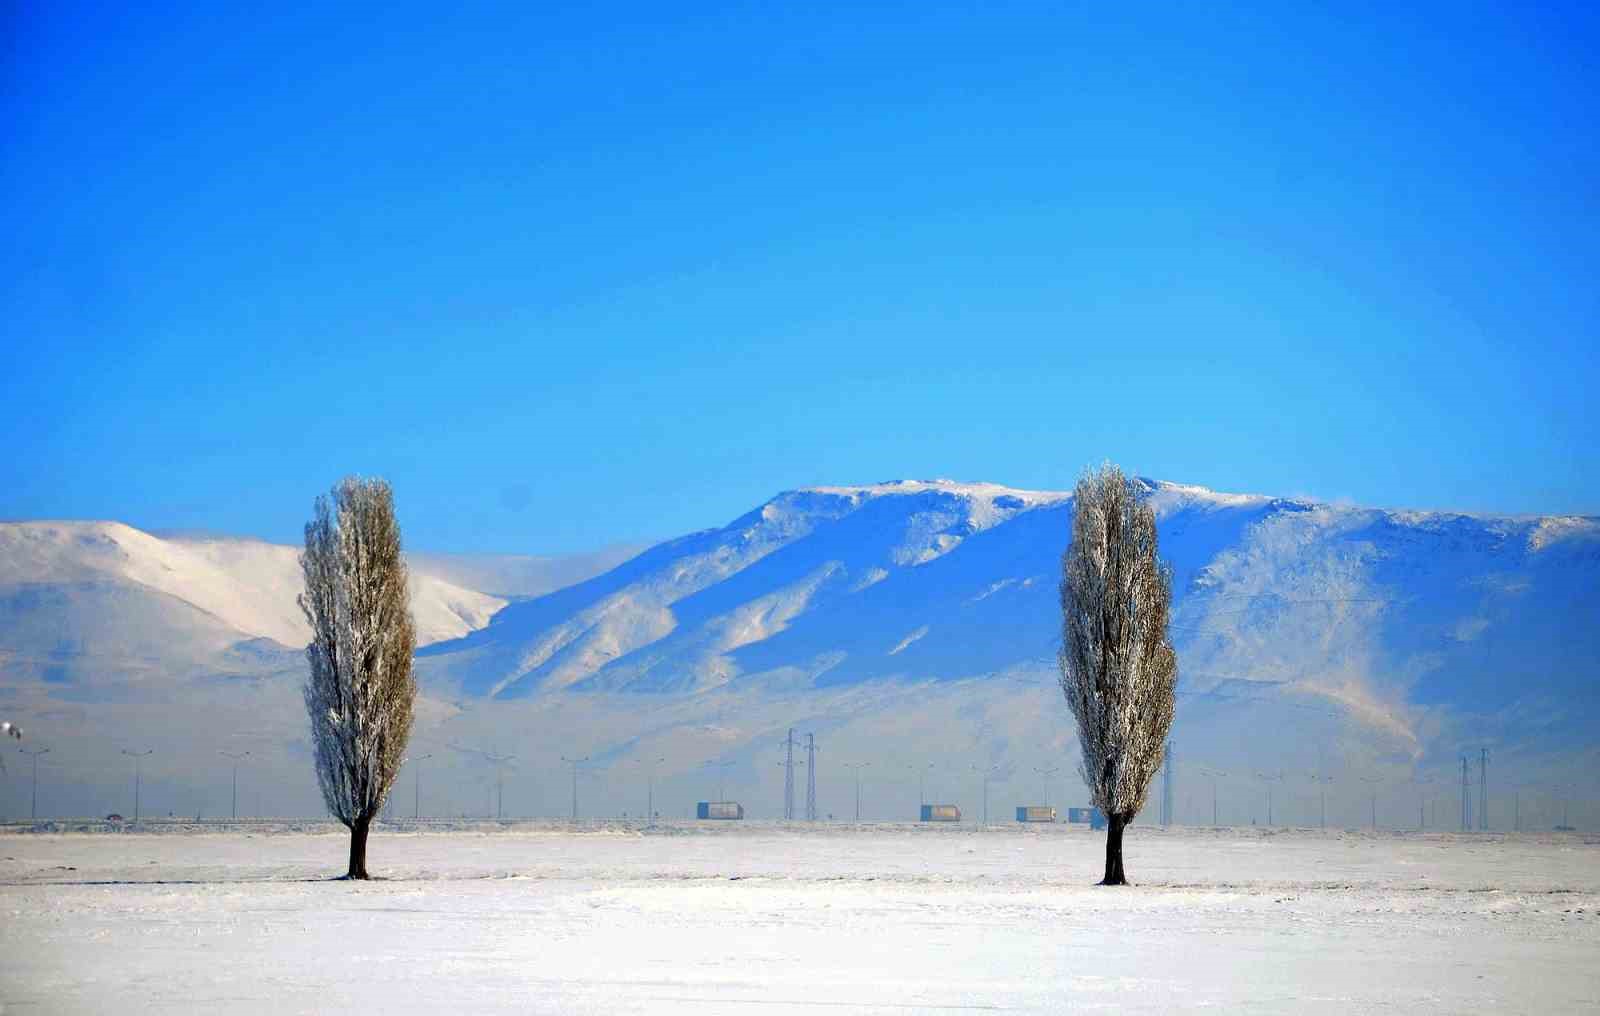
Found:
122,749 -> 153,823
972,764 -> 1005,825
635,756 -> 665,825
1196,766 -> 1226,827
219,751 -> 250,821
1255,771 -> 1282,826
1360,776 -> 1382,830
702,759 -> 736,804
1308,772 -> 1334,829
907,762 -> 935,808
412,753 -> 433,821
843,762 -> 870,821
1033,765 -> 1061,808
562,755 -> 591,821
20,746 -> 49,821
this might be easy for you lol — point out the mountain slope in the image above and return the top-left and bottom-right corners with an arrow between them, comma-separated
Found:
0,522 -> 507,650
418,478 -> 1600,761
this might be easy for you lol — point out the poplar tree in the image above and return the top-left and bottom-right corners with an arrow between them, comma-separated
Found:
300,477 -> 416,879
1058,463 -> 1177,885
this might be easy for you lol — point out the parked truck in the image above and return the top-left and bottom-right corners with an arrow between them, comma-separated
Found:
1015,806 -> 1056,823
696,801 -> 744,820
920,804 -> 961,822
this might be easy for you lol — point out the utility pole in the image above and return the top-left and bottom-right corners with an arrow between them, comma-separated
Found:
806,736 -> 819,825
1197,766 -> 1225,826
1033,765 -> 1061,809
781,729 -> 799,820
703,759 -> 736,804
561,755 -> 588,821
485,751 -> 515,821
973,764 -> 1004,825
908,762 -> 934,808
21,746 -> 48,821
412,753 -> 433,821
1479,748 -> 1489,832
1308,773 -> 1334,829
1255,772 -> 1281,826
843,762 -> 869,821
219,751 -> 250,821
122,749 -> 153,823
1161,743 -> 1174,827
1360,776 -> 1381,830
635,756 -> 664,825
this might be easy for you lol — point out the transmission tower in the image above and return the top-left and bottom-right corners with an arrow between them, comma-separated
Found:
780,728 -> 799,820
805,733 -> 818,821
560,755 -> 588,821
1460,755 -> 1471,832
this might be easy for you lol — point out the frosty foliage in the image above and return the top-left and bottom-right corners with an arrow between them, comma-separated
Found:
1058,464 -> 1177,822
299,478 -> 417,834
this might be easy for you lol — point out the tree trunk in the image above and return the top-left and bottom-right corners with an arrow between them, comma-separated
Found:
347,814 -> 372,880
1101,812 -> 1129,885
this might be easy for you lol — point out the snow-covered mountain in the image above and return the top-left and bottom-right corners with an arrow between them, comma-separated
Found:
420,478 -> 1600,745
2,482 -> 1596,824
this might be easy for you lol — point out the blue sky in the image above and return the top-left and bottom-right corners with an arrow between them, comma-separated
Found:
3,2 -> 1595,553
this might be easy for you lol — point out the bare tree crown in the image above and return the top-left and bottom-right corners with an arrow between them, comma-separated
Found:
299,477 -> 417,830
1058,463 -> 1177,819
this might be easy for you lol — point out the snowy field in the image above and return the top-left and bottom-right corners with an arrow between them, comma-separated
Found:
3,823 -> 1597,1014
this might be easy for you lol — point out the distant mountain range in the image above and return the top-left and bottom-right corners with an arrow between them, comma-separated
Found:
3,481 -> 1596,823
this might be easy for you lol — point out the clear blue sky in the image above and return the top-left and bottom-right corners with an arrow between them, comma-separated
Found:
3,2 -> 1595,553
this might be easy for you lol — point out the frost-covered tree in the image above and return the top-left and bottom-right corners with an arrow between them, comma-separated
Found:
1058,463 -> 1177,885
299,477 -> 416,879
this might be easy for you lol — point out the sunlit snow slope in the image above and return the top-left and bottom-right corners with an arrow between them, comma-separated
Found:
419,478 -> 1600,756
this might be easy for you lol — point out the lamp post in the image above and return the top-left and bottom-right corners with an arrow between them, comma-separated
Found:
219,751 -> 250,820
1308,773 -> 1334,829
1255,771 -> 1282,826
122,749 -> 153,823
562,755 -> 591,821
702,759 -> 736,804
1033,765 -> 1061,809
21,746 -> 49,821
1356,774 -> 1382,832
1196,766 -> 1226,827
843,762 -> 870,821
972,764 -> 1004,825
635,756 -> 665,825
412,753 -> 433,821
907,762 -> 935,809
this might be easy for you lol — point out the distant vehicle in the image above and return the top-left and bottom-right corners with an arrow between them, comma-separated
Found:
697,801 -> 744,820
1016,806 -> 1056,823
105,814 -> 125,823
920,804 -> 961,822
1066,807 -> 1095,824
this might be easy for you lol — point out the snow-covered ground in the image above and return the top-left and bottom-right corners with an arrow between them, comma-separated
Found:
3,823 -> 1597,1013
